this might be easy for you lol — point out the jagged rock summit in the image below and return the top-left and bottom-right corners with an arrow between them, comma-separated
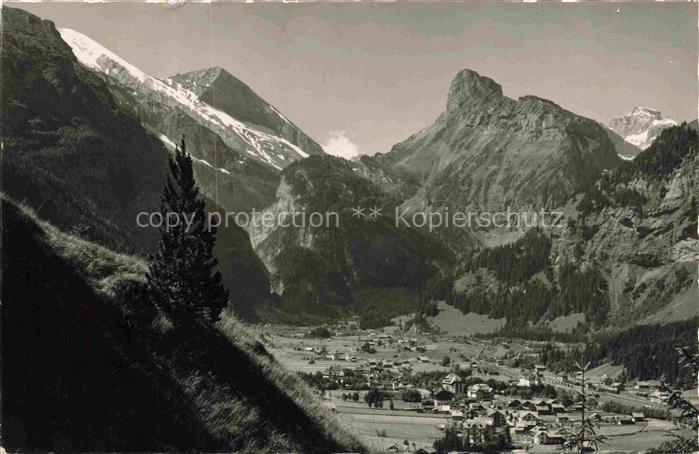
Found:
380,68 -> 623,212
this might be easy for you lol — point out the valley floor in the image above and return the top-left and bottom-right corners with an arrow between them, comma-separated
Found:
253,321 -> 694,453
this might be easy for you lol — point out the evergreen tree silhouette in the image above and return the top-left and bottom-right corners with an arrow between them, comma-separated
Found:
147,136 -> 228,324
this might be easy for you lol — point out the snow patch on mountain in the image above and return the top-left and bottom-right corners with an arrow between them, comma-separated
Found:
59,28 -> 310,170
269,105 -> 290,124
158,133 -> 231,175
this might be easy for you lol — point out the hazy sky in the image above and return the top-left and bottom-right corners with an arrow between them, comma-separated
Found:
15,2 -> 698,158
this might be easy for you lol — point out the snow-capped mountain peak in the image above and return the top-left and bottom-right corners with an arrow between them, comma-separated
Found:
59,28 -> 313,171
607,106 -> 677,150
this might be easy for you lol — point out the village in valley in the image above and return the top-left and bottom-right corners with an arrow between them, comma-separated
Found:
255,312 -> 694,453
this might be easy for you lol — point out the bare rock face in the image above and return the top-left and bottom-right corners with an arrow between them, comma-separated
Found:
446,69 -> 505,116
381,68 -> 623,213
608,106 -> 677,150
446,70 -> 573,140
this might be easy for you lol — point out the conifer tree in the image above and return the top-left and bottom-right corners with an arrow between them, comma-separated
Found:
147,136 -> 228,324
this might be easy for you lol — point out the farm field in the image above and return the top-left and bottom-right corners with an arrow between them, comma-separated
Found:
254,321 -> 693,453
427,301 -> 506,336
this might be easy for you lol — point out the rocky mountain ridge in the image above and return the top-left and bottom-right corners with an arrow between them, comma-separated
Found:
59,29 -> 316,171
5,6 -> 696,330
247,155 -> 453,324
445,124 -> 698,331
379,69 -> 623,217
170,66 -> 324,157
57,29 -> 324,214
1,7 -> 168,252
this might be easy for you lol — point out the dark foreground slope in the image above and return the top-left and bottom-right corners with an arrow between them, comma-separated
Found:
1,197 -> 365,453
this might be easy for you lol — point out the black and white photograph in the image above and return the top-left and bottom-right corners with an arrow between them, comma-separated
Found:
1,1 -> 698,452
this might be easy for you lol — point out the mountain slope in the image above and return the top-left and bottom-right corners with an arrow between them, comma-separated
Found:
171,66 -> 324,157
608,106 -> 677,150
603,127 -> 643,160
1,6 -> 168,252
1,195 -> 365,452
445,124 -> 698,330
247,155 -> 453,325
567,123 -> 698,325
59,29 -> 316,173
1,6 -> 272,320
379,69 -> 623,213
58,28 -> 283,213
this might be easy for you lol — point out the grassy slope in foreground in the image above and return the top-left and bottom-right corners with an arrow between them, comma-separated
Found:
1,195 -> 365,453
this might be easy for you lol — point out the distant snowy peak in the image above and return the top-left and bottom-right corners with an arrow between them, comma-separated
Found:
59,28 -> 310,171
607,106 -> 677,150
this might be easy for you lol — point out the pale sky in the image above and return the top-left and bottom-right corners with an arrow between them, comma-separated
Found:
14,2 -> 698,157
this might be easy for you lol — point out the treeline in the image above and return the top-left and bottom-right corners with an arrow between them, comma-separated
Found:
482,325 -> 588,344
577,180 -> 646,216
596,320 -> 697,388
359,274 -> 452,329
447,280 -> 554,322
539,319 -> 698,388
274,245 -> 353,322
548,262 -> 609,324
447,260 -> 609,325
632,123 -> 697,180
447,228 -> 612,325
601,401 -> 670,420
578,124 -> 697,216
463,228 -> 551,285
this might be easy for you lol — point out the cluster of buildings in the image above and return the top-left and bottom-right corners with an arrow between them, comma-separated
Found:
588,373 -> 626,394
359,332 -> 428,353
419,373 -> 649,448
322,358 -> 415,388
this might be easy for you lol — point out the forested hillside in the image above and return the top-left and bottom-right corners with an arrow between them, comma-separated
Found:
538,319 -> 698,388
446,229 -> 610,326
443,124 -> 697,330
250,155 -> 454,326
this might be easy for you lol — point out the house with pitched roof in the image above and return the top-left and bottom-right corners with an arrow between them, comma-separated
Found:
467,383 -> 494,400
441,373 -> 465,394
